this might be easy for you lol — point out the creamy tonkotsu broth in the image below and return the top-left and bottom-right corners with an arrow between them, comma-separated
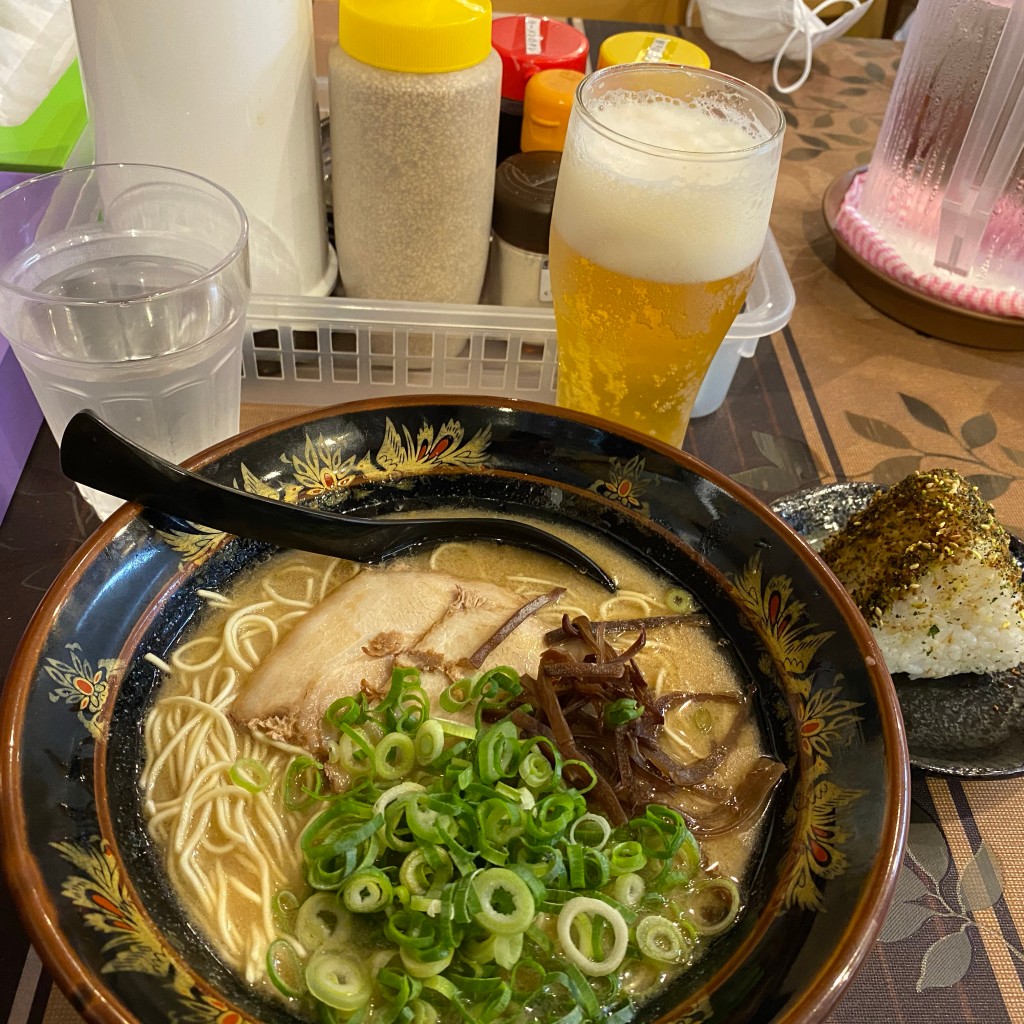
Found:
141,524 -> 777,1020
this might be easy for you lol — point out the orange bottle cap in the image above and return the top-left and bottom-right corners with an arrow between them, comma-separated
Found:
520,68 -> 584,153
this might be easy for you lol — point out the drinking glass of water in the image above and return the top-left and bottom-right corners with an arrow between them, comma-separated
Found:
0,163 -> 250,518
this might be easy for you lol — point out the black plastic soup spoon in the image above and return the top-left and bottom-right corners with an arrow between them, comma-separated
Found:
60,411 -> 616,591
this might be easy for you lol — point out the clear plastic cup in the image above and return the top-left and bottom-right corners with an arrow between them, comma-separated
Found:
0,163 -> 250,518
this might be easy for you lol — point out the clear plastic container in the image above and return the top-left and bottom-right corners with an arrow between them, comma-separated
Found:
71,0 -> 335,297
857,0 -> 1024,289
242,231 -> 794,420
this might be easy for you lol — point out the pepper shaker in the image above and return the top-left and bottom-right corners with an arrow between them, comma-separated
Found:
484,151 -> 560,308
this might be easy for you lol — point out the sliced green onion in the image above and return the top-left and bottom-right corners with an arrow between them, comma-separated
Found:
422,974 -> 461,1004
473,867 -> 536,935
414,720 -> 445,765
608,841 -> 647,876
266,937 -> 305,999
408,998 -> 439,1024
378,964 -> 423,1007
477,980 -> 512,1022
518,747 -> 556,791
562,759 -> 597,794
284,755 -> 324,811
477,797 -> 525,846
582,849 -> 611,889
691,706 -> 715,735
567,844 -> 585,889
279,667 -> 724,1024
334,727 -> 375,775
528,793 -> 578,839
686,877 -> 742,936
603,699 -> 642,728
635,914 -> 693,963
342,867 -> 393,913
401,945 -> 454,978
461,932 -> 497,964
439,719 -> 477,740
569,813 -> 611,850
403,794 -> 452,845
385,908 -> 438,951
677,828 -> 701,883
377,666 -> 421,713
305,950 -> 372,1011
325,694 -> 368,729
610,872 -> 645,909
274,888 -> 300,922
373,781 -> 425,816
383,800 -> 418,853
410,895 -> 442,916
561,961 -> 601,1019
374,732 -> 416,781
295,892 -> 350,951
556,897 -> 629,977
399,848 -> 453,896
553,1006 -> 585,1024
303,813 -> 383,864
493,931 -> 524,970
510,958 -> 546,995
665,587 -> 696,613
439,678 -> 473,712
229,757 -> 270,793
472,666 -> 521,702
476,719 -> 519,784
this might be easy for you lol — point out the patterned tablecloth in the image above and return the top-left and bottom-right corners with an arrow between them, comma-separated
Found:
1,20 -> 1023,1024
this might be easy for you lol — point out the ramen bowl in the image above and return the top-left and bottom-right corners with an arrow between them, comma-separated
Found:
0,397 -> 908,1024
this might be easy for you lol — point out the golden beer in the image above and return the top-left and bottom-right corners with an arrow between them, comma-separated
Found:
550,65 -> 784,447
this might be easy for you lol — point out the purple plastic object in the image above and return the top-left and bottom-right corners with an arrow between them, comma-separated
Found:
0,170 -> 44,523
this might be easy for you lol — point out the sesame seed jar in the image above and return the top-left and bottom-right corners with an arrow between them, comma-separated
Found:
328,0 -> 501,303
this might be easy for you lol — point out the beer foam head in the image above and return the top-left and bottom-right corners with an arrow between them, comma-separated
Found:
553,87 -> 782,283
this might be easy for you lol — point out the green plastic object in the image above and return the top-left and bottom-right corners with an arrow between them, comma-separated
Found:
0,60 -> 87,172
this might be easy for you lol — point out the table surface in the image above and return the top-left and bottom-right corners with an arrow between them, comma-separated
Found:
2,20 -> 1024,1024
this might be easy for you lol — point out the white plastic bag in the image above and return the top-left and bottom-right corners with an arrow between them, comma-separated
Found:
687,0 -> 874,93
0,0 -> 76,126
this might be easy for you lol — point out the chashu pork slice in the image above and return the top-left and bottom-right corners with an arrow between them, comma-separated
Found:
229,567 -> 555,754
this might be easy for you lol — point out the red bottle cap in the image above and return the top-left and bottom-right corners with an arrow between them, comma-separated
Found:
491,16 -> 589,103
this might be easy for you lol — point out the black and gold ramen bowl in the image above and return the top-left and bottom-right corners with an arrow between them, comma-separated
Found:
0,398 -> 908,1024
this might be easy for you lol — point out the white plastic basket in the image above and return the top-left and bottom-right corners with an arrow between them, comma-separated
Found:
243,230 -> 795,419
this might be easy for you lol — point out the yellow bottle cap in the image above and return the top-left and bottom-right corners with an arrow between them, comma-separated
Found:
596,31 -> 710,71
521,68 -> 583,153
338,0 -> 493,74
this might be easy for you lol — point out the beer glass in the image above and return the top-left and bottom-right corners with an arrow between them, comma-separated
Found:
550,64 -> 784,447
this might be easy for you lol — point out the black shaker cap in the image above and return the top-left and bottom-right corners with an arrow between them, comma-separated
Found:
492,151 -> 561,254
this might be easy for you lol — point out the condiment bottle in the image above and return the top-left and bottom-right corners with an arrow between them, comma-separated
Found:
597,31 -> 710,70
328,0 -> 501,303
70,0 -> 336,297
521,69 -> 584,153
483,152 -> 560,308
491,16 -> 588,166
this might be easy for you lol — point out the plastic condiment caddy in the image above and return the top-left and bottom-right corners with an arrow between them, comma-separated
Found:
242,232 -> 795,422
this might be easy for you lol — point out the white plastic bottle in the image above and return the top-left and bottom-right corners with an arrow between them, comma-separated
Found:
70,0 -> 337,297
329,0 -> 501,303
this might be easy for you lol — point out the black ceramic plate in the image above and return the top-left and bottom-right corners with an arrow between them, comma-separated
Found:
773,481 -> 1024,778
1,399 -> 908,1024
